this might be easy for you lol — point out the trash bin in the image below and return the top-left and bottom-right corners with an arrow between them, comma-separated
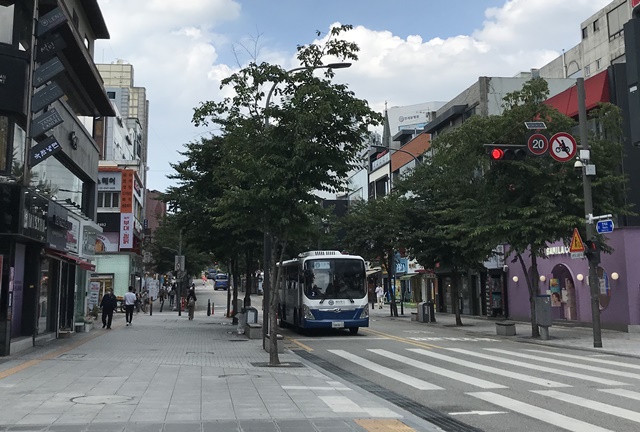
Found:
245,306 -> 258,324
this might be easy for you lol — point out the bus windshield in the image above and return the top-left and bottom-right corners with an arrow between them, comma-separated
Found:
304,259 -> 365,302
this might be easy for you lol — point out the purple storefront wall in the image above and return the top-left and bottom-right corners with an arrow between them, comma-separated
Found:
506,227 -> 640,331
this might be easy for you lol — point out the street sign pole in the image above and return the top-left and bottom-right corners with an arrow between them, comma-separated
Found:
578,78 -> 603,348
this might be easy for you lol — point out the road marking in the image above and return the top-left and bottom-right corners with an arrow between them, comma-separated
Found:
287,338 -> 313,352
469,392 -> 614,432
449,410 -> 507,416
282,385 -> 351,391
487,348 -> 640,381
293,337 -> 388,341
328,350 -> 443,390
369,349 -> 507,389
408,337 -> 500,342
363,328 -> 441,349
534,390 -> 640,424
599,388 -> 640,401
447,348 -> 627,386
525,349 -> 640,370
409,348 -> 569,388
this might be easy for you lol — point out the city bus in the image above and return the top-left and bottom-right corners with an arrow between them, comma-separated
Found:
277,250 -> 368,334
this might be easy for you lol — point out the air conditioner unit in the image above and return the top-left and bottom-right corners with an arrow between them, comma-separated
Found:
502,265 -> 509,273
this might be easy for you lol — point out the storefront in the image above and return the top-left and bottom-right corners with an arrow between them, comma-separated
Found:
506,227 -> 640,332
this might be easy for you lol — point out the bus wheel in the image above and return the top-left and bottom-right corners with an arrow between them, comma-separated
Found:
349,327 -> 359,335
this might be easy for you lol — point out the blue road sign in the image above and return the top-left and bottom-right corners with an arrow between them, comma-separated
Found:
596,219 -> 614,234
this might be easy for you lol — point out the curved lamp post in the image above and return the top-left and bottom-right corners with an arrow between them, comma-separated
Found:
262,62 -> 351,347
370,144 -> 422,317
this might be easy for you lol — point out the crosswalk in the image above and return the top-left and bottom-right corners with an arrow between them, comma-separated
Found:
327,346 -> 640,431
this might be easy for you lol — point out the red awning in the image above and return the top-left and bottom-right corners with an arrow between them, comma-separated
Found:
544,70 -> 610,118
46,249 -> 96,271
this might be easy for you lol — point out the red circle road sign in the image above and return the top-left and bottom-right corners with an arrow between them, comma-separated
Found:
527,133 -> 549,156
549,132 -> 577,162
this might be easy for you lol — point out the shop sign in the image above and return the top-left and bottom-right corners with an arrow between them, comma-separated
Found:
545,246 -> 570,256
97,213 -> 121,232
20,190 -> 48,243
95,232 -> 119,252
120,213 -> 133,249
81,226 -> 97,255
395,258 -> 408,275
133,175 -> 143,203
47,201 -> 69,251
29,135 -> 62,167
97,172 -> 121,191
66,216 -> 80,253
88,281 -> 100,310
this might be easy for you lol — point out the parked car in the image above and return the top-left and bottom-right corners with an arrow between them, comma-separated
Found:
214,273 -> 229,290
206,268 -> 217,279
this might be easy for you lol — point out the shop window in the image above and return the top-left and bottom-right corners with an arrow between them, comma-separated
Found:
0,5 -> 14,45
0,116 -> 8,172
98,192 -> 120,209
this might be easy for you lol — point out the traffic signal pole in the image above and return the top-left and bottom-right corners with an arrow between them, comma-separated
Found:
577,78 -> 602,348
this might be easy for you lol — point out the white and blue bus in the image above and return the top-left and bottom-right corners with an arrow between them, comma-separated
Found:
277,250 -> 369,334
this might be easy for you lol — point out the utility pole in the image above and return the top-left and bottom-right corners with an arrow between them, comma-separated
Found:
178,229 -> 183,317
577,77 -> 602,348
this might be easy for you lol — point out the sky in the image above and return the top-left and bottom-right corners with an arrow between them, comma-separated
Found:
95,0 -> 612,192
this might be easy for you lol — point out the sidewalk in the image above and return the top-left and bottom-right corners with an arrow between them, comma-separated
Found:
0,296 -> 440,432
369,301 -> 640,358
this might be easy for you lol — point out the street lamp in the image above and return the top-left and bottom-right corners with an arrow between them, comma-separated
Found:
262,62 -> 352,347
370,144 -> 422,317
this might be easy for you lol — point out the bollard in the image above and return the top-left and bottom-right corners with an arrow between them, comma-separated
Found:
150,298 -> 153,316
211,302 -> 214,315
207,299 -> 211,316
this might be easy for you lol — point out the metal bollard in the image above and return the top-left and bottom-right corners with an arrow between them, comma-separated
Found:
207,299 -> 211,316
150,298 -> 153,316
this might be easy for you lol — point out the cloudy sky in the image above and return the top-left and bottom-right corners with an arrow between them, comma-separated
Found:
95,0 -> 611,192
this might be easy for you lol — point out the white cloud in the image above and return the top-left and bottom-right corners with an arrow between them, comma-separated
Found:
95,0 -> 614,191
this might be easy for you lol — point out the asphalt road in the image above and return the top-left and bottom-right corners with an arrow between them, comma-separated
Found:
279,310 -> 640,432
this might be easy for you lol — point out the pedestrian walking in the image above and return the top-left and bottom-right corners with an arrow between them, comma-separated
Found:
100,289 -> 117,329
124,286 -> 136,326
169,284 -> 176,307
375,283 -> 384,310
187,284 -> 197,320
159,286 -> 166,312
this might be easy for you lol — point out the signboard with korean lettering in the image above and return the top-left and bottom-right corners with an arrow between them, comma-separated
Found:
119,213 -> 133,249
36,7 -> 67,37
120,170 -> 134,212
29,135 -> 62,167
66,216 -> 80,253
133,174 -> 143,205
97,172 -> 122,191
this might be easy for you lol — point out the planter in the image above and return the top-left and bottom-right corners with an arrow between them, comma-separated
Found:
84,322 -> 93,332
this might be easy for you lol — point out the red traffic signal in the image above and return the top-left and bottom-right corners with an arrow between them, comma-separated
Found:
484,144 -> 527,161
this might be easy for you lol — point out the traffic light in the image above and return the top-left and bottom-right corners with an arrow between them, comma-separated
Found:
484,144 -> 527,161
584,239 -> 601,264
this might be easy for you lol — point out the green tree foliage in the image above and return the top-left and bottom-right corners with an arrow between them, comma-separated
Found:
171,25 -> 380,364
339,194 -> 406,317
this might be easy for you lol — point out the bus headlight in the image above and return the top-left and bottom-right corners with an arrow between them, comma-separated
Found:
359,304 -> 369,318
303,305 -> 315,320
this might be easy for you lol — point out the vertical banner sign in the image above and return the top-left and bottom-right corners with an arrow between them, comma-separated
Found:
120,213 -> 133,249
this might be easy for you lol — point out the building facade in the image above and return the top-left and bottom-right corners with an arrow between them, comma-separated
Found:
0,0 -> 113,354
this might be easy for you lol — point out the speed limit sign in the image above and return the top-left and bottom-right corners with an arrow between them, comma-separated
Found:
527,133 -> 549,156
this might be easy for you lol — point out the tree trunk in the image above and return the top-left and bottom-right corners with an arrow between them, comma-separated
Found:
387,249 -> 398,317
452,268 -> 463,326
517,252 -> 540,338
268,237 -> 287,366
232,258 -> 239,324
244,248 -> 252,308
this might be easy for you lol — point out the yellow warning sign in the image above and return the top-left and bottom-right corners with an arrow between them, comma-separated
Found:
569,228 -> 585,252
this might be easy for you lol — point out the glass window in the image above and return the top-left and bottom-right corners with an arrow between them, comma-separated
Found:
593,19 -> 600,32
0,5 -> 14,45
0,116 -> 8,172
304,259 -> 365,300
112,192 -> 119,208
12,122 -> 25,180
97,192 -> 104,207
29,154 -> 84,209
103,192 -> 112,208
581,27 -> 588,39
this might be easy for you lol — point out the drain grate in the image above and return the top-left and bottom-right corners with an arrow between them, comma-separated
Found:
296,350 -> 483,432
228,339 -> 248,342
250,362 -> 305,368
186,351 -> 214,355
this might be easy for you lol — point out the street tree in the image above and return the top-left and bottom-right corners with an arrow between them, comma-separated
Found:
339,194 -> 406,317
190,26 -> 381,364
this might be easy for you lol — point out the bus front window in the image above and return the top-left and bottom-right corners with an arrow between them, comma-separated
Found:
304,260 -> 365,301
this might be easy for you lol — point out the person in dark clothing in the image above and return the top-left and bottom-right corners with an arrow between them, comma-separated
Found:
187,285 -> 197,320
100,289 -> 117,329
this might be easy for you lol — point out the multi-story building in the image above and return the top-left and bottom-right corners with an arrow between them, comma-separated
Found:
91,62 -> 150,299
0,1 -> 113,354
